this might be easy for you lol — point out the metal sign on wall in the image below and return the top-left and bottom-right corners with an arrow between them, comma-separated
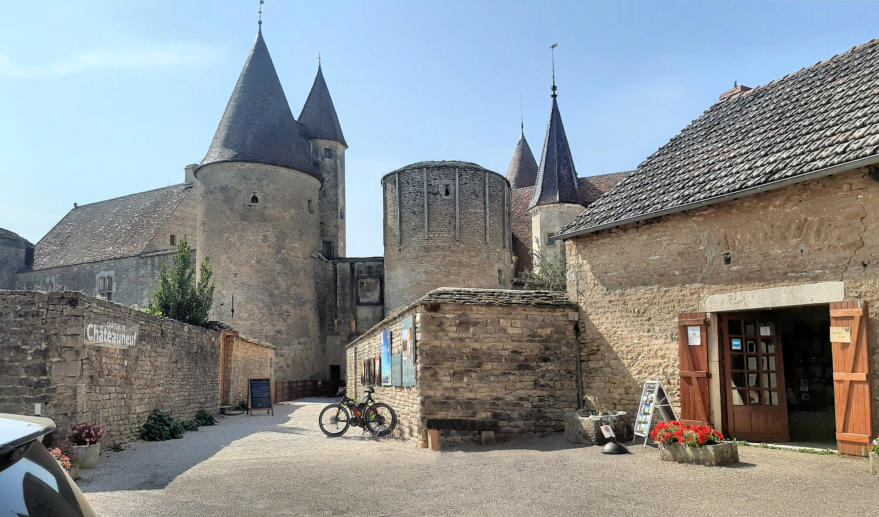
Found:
84,312 -> 139,348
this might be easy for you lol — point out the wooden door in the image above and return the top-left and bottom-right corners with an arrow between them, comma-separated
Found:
721,313 -> 790,442
678,313 -> 710,425
830,301 -> 873,456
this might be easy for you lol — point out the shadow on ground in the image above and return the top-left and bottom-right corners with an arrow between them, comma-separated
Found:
79,400 -> 323,492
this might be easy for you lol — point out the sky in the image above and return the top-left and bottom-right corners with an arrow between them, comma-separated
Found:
1,1 -> 877,257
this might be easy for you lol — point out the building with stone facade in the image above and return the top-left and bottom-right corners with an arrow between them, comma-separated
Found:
556,39 -> 879,456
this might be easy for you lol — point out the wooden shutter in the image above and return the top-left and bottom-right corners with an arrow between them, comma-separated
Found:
830,301 -> 873,456
678,313 -> 710,426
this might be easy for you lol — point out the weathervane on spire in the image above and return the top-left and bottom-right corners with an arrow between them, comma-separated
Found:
520,94 -> 525,134
551,42 -> 559,98
318,52 -> 321,67
258,0 -> 264,30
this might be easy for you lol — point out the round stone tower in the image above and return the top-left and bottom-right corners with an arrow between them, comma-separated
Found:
382,161 -> 513,312
196,29 -> 324,382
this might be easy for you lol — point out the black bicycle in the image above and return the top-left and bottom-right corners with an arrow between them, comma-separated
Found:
318,386 -> 397,437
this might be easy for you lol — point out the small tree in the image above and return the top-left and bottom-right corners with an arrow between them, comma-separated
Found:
516,249 -> 566,291
148,241 -> 215,327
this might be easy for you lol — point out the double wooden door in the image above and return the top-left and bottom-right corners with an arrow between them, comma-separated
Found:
721,313 -> 790,442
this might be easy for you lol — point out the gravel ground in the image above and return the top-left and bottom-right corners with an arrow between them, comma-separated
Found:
79,399 -> 878,516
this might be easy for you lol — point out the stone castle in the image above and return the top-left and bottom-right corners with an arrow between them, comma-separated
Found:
0,28 -> 623,387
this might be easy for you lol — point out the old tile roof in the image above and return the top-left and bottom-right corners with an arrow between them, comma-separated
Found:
200,30 -> 317,178
529,93 -> 581,208
418,287 -> 576,307
506,130 -> 539,188
560,39 -> 879,237
298,64 -> 347,147
32,184 -> 190,270
0,228 -> 32,247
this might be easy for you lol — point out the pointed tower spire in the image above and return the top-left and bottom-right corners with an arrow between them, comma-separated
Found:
299,62 -> 347,147
528,57 -> 580,209
506,130 -> 538,189
200,30 -> 316,177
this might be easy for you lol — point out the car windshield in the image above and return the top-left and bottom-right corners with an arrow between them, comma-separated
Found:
0,440 -> 96,516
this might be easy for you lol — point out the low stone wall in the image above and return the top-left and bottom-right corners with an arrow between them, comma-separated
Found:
0,290 -> 221,445
346,306 -> 422,444
346,288 -> 580,447
221,330 -> 275,407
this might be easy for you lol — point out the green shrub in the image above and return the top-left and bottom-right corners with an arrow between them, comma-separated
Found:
139,411 -> 185,441
181,420 -> 200,432
233,400 -> 247,412
194,410 -> 217,426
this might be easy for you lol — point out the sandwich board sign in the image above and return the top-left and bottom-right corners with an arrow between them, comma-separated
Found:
633,380 -> 677,446
248,378 -> 274,416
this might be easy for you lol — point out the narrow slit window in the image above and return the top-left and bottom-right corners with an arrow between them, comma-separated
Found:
170,234 -> 176,246
250,194 -> 259,204
308,199 -> 315,214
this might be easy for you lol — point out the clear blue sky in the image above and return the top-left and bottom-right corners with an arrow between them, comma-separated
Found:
1,1 -> 877,257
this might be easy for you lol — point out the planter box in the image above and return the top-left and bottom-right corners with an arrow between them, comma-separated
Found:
72,443 -> 100,469
659,441 -> 739,466
564,410 -> 633,445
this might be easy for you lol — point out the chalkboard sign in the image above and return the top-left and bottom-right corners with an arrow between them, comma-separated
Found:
248,378 -> 274,416
633,380 -> 676,446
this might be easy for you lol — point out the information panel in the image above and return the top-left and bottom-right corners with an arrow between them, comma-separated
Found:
248,378 -> 274,416
633,380 -> 677,446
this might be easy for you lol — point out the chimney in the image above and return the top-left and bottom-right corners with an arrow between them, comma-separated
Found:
720,81 -> 752,101
184,164 -> 198,184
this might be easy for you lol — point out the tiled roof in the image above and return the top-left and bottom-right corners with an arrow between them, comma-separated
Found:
0,228 -> 31,247
298,64 -> 347,147
33,185 -> 190,270
200,30 -> 317,178
506,131 -> 539,188
560,39 -> 879,237
418,287 -> 575,307
529,95 -> 580,208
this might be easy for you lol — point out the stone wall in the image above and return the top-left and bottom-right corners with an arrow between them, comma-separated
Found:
382,162 -> 513,312
0,290 -> 220,445
221,330 -> 275,407
15,251 -> 175,308
346,288 -> 579,446
346,306 -> 422,444
0,231 -> 32,290
566,166 -> 879,430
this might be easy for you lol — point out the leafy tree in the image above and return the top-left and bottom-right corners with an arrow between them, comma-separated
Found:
515,249 -> 567,291
148,241 -> 215,326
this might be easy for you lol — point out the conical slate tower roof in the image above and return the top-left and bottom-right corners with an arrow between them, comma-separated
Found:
506,129 -> 538,188
201,30 -> 317,178
528,93 -> 580,209
299,64 -> 346,147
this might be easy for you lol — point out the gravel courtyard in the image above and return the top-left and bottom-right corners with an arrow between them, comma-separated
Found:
79,399 -> 878,516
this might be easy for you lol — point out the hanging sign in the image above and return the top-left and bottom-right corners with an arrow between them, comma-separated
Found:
830,326 -> 851,343
633,380 -> 678,446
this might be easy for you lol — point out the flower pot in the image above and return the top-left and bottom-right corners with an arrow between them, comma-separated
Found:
870,451 -> 879,475
564,410 -> 633,445
72,443 -> 100,469
659,441 -> 739,466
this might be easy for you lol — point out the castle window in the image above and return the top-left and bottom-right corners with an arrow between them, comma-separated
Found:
98,275 -> 114,302
498,269 -> 504,286
170,234 -> 176,246
357,277 -> 382,305
438,180 -> 455,199
322,241 -> 334,258
546,232 -> 555,246
250,194 -> 259,204
308,199 -> 315,214
339,208 -> 344,220
323,147 -> 334,159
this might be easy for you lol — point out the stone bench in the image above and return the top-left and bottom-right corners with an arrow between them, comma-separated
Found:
425,419 -> 498,450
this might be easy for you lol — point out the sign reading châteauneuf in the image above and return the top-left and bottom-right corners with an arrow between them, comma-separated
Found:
84,313 -> 139,348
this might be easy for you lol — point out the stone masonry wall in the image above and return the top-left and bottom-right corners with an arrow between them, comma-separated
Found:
346,306 -> 422,444
346,288 -> 580,446
417,297 -> 580,443
566,167 -> 879,431
222,331 -> 275,407
0,290 -> 220,445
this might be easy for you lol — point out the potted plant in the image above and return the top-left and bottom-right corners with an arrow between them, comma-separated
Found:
69,423 -> 104,469
652,420 -> 738,466
49,447 -> 72,475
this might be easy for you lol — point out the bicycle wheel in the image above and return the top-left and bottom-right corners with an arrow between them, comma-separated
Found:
318,404 -> 351,437
364,402 -> 397,436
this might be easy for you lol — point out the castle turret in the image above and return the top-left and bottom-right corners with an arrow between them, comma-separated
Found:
196,29 -> 324,382
299,63 -> 347,258
506,127 -> 538,189
0,228 -> 33,289
528,80 -> 583,270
